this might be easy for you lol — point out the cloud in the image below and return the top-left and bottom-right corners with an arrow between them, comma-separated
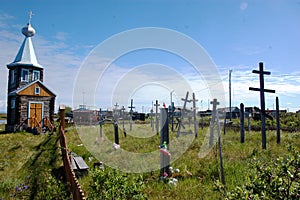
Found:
240,2 -> 248,11
217,66 -> 300,111
0,13 -> 89,112
54,32 -> 69,41
0,13 -> 14,28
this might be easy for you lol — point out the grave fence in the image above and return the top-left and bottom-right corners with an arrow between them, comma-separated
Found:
59,106 -> 86,200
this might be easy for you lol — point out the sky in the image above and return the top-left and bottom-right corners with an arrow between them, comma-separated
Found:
0,0 -> 300,113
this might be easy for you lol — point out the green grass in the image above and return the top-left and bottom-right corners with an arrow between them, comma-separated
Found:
64,123 -> 300,199
0,121 -> 299,199
0,113 -> 6,120
0,130 -> 69,199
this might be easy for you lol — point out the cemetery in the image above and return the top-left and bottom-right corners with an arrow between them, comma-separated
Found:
0,8 -> 300,200
1,86 -> 300,199
1,60 -> 300,199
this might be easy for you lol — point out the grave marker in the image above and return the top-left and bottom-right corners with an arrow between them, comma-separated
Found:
150,107 -> 154,131
128,99 -> 135,131
114,120 -> 119,145
209,98 -> 225,185
99,108 -> 103,138
121,106 -> 127,138
276,97 -> 280,144
154,100 -> 160,135
240,103 -> 245,143
171,102 -> 175,132
176,91 -> 192,137
249,62 -> 275,149
209,99 -> 219,147
192,92 -> 198,137
160,108 -> 171,177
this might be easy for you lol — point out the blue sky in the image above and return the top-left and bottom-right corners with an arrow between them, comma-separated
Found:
0,0 -> 299,113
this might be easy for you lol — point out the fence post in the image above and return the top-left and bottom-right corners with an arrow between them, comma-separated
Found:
59,104 -> 66,130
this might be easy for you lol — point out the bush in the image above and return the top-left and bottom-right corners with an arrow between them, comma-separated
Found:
88,168 -> 147,200
216,145 -> 300,199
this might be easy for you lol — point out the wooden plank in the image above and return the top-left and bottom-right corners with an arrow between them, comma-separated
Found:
18,82 -> 53,97
73,156 -> 89,170
70,157 -> 78,170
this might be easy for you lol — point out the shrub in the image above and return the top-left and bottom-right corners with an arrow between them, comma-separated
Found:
216,145 -> 300,199
88,168 -> 147,200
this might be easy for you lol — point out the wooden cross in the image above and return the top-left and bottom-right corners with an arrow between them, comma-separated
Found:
192,93 -> 198,137
249,62 -> 275,149
121,106 -> 126,131
114,102 -> 119,110
128,99 -> 135,131
176,91 -> 192,137
154,100 -> 160,135
209,98 -> 225,185
150,107 -> 154,131
209,98 -> 219,147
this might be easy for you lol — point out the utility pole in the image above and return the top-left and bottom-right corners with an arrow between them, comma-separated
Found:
229,69 -> 233,121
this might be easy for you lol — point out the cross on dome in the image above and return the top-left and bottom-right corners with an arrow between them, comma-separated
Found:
28,11 -> 34,24
22,11 -> 36,37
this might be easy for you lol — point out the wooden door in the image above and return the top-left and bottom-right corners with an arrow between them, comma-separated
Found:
29,103 -> 43,128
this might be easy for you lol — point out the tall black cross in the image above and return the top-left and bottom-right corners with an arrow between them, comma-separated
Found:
128,99 -> 135,131
249,62 -> 275,149
154,100 -> 160,135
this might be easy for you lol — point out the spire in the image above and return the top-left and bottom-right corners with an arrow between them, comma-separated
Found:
7,11 -> 43,69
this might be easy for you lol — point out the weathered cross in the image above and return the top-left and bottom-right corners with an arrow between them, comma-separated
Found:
154,100 -> 160,135
209,98 -> 225,185
128,99 -> 135,131
176,91 -> 192,137
192,93 -> 198,137
150,106 -> 154,131
249,62 -> 275,149
121,106 -> 126,131
209,98 -> 220,147
113,102 -> 119,122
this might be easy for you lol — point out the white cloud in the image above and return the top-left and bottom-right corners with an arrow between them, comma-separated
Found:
0,14 -> 87,113
240,2 -> 248,11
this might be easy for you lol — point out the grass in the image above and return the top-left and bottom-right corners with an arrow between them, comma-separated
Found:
64,122 -> 300,199
0,113 -> 6,120
0,120 -> 299,199
0,127 -> 69,199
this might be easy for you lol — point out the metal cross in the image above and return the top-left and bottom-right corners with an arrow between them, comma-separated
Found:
154,100 -> 160,135
28,11 -> 34,23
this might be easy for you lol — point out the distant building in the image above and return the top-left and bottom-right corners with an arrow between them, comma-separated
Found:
5,17 -> 56,133
218,107 -> 240,119
73,107 -> 100,125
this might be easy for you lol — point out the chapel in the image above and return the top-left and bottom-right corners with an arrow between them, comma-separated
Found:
5,14 -> 56,133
